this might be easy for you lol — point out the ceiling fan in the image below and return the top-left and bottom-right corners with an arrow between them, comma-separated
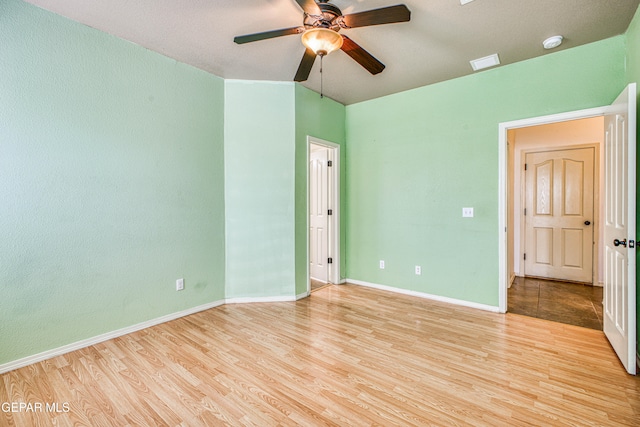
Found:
233,0 -> 411,82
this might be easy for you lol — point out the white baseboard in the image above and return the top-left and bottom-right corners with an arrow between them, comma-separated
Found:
296,291 -> 310,300
347,279 -> 500,313
0,299 -> 225,375
225,295 -> 297,304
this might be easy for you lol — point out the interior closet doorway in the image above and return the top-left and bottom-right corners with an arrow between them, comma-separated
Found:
308,137 -> 340,293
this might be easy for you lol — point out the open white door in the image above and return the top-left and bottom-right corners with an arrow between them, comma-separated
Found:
308,137 -> 340,288
603,83 -> 637,375
309,145 -> 329,282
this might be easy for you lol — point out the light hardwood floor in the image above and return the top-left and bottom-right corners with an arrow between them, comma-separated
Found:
2,284 -> 639,426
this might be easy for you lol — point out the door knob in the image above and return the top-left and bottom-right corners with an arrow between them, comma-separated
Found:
614,238 -> 627,247
584,220 -> 591,225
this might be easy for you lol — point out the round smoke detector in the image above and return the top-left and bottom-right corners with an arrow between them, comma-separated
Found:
543,35 -> 563,49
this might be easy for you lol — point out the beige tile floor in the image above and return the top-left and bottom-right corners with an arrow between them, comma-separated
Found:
508,276 -> 604,330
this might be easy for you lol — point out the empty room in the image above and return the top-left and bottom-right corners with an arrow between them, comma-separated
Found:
2,0 -> 640,425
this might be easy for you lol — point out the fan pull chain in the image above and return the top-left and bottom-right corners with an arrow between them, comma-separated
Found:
320,54 -> 324,99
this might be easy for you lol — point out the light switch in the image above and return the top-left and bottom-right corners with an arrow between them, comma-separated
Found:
462,207 -> 474,218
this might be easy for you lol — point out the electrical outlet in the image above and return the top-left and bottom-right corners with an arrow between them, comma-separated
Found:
176,278 -> 184,291
415,266 -> 421,275
462,207 -> 474,218
379,260 -> 385,269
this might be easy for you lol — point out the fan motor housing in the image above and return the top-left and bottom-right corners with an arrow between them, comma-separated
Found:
319,2 -> 342,18
304,1 -> 343,31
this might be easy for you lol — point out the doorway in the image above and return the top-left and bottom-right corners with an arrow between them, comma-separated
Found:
509,119 -> 603,286
501,111 -> 608,312
308,137 -> 340,293
507,120 -> 603,329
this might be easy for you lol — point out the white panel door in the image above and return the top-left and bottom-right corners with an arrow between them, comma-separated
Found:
603,83 -> 636,375
524,148 -> 595,282
309,147 -> 329,282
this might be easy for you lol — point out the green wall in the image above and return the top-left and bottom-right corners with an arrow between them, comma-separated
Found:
345,36 -> 627,307
0,0 -> 226,365
224,82 -> 346,299
625,6 -> 640,361
224,81 -> 296,299
294,86 -> 346,295
627,7 -> 640,86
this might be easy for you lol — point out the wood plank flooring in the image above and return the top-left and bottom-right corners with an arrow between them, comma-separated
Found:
2,284 -> 639,426
310,279 -> 330,292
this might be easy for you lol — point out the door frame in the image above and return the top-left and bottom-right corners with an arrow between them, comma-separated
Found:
307,136 -> 340,291
519,144 -> 600,285
498,106 -> 607,313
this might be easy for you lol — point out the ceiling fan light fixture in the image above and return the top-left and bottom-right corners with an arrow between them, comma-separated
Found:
301,28 -> 343,56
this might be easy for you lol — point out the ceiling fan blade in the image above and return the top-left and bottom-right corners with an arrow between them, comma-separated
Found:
340,36 -> 385,75
294,48 -> 317,82
234,27 -> 304,44
341,4 -> 411,28
294,0 -> 322,15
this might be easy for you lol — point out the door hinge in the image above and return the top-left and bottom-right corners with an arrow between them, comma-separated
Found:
524,208 -> 527,216
524,253 -> 527,260
524,163 -> 528,170
328,209 -> 333,216
328,257 -> 333,264
327,160 -> 333,167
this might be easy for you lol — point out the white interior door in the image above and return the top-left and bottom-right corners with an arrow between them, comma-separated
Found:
524,147 -> 595,283
309,146 -> 329,282
603,83 -> 636,375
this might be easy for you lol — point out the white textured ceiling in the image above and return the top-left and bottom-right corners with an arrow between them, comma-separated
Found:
24,0 -> 640,105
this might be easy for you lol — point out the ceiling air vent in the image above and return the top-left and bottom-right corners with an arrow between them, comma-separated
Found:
470,53 -> 500,71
